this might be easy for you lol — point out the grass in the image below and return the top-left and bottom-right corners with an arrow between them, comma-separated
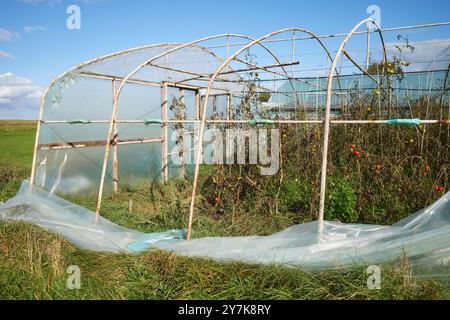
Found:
0,222 -> 447,300
0,120 -> 448,300
0,120 -> 36,168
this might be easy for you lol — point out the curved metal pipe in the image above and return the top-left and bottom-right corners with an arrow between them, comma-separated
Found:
94,33 -> 300,217
317,18 -> 387,235
186,27 -> 345,239
29,42 -> 185,188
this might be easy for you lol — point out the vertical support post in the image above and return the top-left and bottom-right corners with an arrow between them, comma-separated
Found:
95,80 -> 120,218
439,63 -> 450,107
195,90 -> 200,119
226,93 -> 232,120
318,18 -> 380,238
199,96 -> 204,119
315,75 -> 319,120
291,31 -> 296,76
365,24 -> 371,71
318,103 -> 332,236
447,97 -> 450,161
195,91 -> 202,165
112,79 -> 119,193
29,93 -> 45,190
212,95 -> 217,114
161,83 -> 169,183
225,92 -> 232,166
179,88 -> 185,179
291,30 -> 297,118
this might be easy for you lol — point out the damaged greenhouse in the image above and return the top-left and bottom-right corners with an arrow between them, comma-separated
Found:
1,18 -> 450,280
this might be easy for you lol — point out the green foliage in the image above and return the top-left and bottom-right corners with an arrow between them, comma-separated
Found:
325,177 -> 358,222
367,34 -> 415,82
258,92 -> 271,103
280,177 -> 313,214
367,61 -> 402,75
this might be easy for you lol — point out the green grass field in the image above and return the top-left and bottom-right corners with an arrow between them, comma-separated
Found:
0,121 -> 35,167
0,121 -> 448,300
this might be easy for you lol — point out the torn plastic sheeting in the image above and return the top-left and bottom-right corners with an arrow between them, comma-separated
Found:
0,180 -> 449,279
0,180 -> 184,252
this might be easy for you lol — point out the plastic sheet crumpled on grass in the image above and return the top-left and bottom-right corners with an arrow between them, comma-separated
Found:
1,180 -> 449,279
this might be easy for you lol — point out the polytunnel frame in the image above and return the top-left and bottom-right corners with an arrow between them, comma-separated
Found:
94,31 -> 340,218
29,19 -> 447,243
31,29 -> 341,217
188,21 -> 389,240
30,41 -> 247,196
29,42 -> 179,189
29,22 -> 386,240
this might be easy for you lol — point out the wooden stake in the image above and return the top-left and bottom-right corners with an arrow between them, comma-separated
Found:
29,88 -> 46,189
112,79 -> 119,193
195,90 -> 200,119
226,93 -> 232,120
179,89 -> 186,179
128,198 -> 133,214
195,91 -> 202,166
95,87 -> 120,219
38,137 -> 163,151
212,95 -> 217,114
79,71 -> 230,93
161,83 -> 169,183
343,50 -> 378,83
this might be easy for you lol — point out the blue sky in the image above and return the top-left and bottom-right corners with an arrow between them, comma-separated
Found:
0,0 -> 449,119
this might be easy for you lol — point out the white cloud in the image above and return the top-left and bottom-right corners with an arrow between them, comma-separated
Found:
23,25 -> 47,34
0,73 -> 44,119
0,50 -> 15,59
0,28 -> 20,41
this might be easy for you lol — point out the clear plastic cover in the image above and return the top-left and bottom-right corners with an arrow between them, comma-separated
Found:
34,43 -> 246,197
1,181 -> 449,279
